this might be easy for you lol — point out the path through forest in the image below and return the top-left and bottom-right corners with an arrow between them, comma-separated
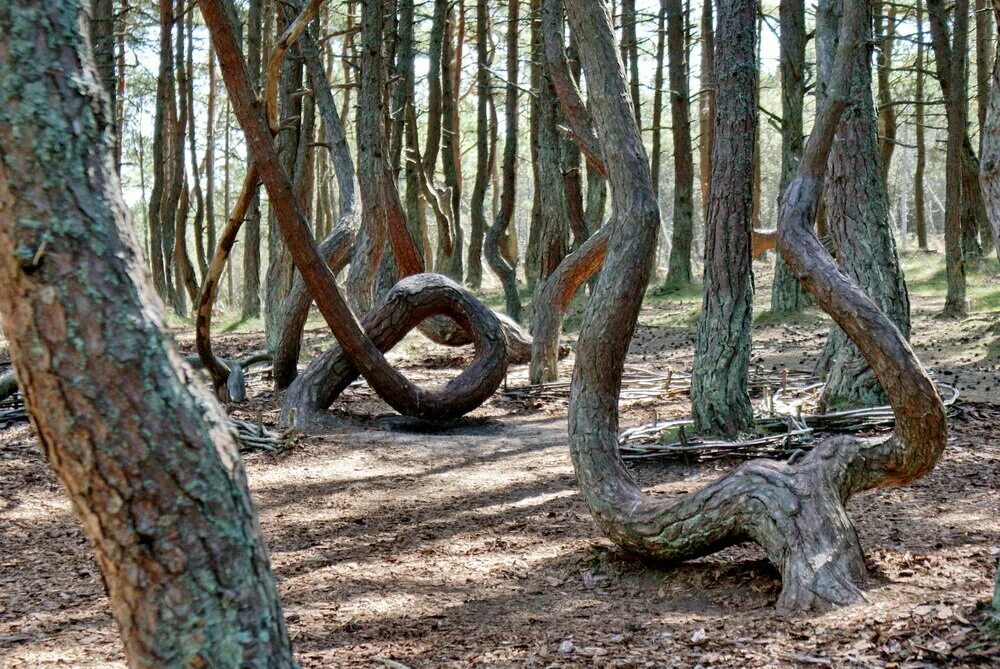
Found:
1,259 -> 999,667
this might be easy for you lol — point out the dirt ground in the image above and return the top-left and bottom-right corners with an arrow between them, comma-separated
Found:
1,257 -> 999,668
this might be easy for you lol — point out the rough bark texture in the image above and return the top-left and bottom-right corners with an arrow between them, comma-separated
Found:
0,5 -> 295,664
978,3 -> 1000,258
565,0 -> 946,613
690,0 -> 757,438
664,0 -> 695,286
485,0 -> 523,322
815,0 -> 910,408
650,0 -> 667,196
771,0 -> 808,312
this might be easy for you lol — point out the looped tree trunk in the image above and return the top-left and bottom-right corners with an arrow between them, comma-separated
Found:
202,0 -> 509,425
281,273 -> 507,429
565,0 -> 946,612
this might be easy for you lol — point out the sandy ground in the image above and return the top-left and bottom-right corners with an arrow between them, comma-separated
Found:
1,260 -> 999,668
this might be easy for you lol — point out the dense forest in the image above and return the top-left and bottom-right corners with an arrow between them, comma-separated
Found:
0,0 -> 999,666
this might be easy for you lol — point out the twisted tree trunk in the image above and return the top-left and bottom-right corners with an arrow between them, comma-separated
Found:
566,0 -> 946,613
202,0 -> 508,424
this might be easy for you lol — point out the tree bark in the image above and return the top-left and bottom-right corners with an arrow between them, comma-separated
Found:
915,0 -> 929,250
467,0 -> 490,289
565,0 -> 946,613
690,0 -> 757,437
815,0 -> 910,407
977,2 -> 1000,260
485,0 -> 523,322
664,0 -> 695,286
875,2 -> 898,189
927,0 -> 969,316
620,0 -> 642,126
0,4 -> 296,663
771,0 -> 808,312
242,0 -> 264,320
698,0 -> 716,222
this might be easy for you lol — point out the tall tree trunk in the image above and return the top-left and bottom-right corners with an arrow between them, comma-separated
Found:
929,0 -> 988,259
977,0 -> 994,143
620,0 -> 641,125
242,0 -> 264,320
0,4 -> 297,663
915,0 -> 929,250
875,2 -> 898,189
467,0 -> 490,289
148,0 -> 172,299
650,0 -> 666,197
187,8 -> 208,280
771,0 -> 808,312
264,7 -> 305,347
698,0 -> 716,222
206,47 -> 218,262
485,0 -> 523,322
439,2 -> 465,280
664,0 -> 695,286
927,0 -> 969,316
90,0 -> 117,169
173,3 -> 198,309
816,0 -> 910,406
977,2 -> 1000,260
690,0 -> 757,437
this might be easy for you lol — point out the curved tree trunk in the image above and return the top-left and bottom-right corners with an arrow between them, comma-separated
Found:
771,0 -> 808,312
0,5 -> 296,663
690,0 -> 757,437
202,0 -> 508,423
815,0 -> 910,407
565,0 -> 946,613
272,26 -> 362,389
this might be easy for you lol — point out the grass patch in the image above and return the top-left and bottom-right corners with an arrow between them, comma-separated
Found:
901,251 -> 1000,314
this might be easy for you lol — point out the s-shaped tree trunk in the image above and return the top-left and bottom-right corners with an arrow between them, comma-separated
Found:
566,0 -> 946,613
0,4 -> 296,664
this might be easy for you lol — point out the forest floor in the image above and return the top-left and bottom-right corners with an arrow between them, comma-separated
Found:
1,252 -> 1000,668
